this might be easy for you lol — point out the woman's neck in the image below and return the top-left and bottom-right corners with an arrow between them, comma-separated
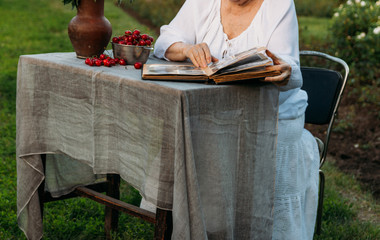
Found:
224,0 -> 261,15
221,0 -> 264,39
236,0 -> 254,7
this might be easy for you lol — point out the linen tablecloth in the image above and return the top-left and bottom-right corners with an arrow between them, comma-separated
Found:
17,52 -> 279,240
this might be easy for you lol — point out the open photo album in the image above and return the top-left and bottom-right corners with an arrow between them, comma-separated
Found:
142,47 -> 281,84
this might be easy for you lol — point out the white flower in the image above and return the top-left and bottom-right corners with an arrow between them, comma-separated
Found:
361,1 -> 366,6
355,0 -> 360,3
374,26 -> 380,35
334,12 -> 340,17
357,32 -> 366,39
347,0 -> 352,5
376,1 -> 380,6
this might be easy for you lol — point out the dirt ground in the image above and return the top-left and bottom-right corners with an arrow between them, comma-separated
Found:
307,85 -> 380,200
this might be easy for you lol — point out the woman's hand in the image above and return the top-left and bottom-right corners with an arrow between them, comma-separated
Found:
183,43 -> 218,68
165,42 -> 218,68
262,50 -> 291,86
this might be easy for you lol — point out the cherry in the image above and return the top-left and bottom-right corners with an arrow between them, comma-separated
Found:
112,30 -> 154,47
85,58 -> 92,65
84,55 -> 127,68
103,59 -> 110,67
134,62 -> 142,69
95,59 -> 102,66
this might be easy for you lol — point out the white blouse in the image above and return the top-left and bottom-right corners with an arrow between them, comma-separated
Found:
154,0 -> 308,120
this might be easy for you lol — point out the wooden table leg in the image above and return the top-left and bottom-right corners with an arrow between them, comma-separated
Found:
105,174 -> 120,239
37,154 -> 47,221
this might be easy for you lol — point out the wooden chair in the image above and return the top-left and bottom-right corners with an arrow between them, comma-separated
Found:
300,50 -> 349,235
38,154 -> 172,239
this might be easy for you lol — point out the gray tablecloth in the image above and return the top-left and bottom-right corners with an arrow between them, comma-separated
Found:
16,52 -> 279,240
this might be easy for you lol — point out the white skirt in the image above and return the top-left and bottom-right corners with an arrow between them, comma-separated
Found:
272,115 -> 320,240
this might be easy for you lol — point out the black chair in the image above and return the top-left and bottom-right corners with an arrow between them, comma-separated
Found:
300,50 -> 349,235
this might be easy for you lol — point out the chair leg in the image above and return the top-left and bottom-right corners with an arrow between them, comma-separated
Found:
154,209 -> 172,240
105,174 -> 121,240
316,170 -> 325,235
38,157 -> 164,239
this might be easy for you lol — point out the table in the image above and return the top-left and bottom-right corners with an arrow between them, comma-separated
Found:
17,52 -> 279,240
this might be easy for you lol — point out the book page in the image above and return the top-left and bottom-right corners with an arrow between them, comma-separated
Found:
203,46 -> 268,76
143,63 -> 205,76
216,57 -> 272,75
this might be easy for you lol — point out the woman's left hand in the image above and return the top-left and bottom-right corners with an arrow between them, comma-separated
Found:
262,50 -> 291,86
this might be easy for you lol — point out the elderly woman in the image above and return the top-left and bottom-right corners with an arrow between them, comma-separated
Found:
150,0 -> 320,239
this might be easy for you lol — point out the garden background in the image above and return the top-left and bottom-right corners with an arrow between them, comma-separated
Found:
0,0 -> 379,239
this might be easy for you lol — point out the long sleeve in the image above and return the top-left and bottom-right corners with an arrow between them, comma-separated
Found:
154,0 -> 216,59
264,0 -> 302,92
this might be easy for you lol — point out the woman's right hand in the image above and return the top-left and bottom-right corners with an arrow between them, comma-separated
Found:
165,42 -> 218,68
182,43 -> 218,68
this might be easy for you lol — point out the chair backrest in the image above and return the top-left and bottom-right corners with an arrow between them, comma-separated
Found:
300,50 -> 349,167
301,67 -> 343,125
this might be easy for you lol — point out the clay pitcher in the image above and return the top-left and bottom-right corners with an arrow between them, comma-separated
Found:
68,0 -> 112,58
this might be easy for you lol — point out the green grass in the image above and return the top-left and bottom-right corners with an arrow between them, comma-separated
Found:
0,0 -> 156,239
0,0 -> 378,239
298,16 -> 332,51
314,161 -> 379,239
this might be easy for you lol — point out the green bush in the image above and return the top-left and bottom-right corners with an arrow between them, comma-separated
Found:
330,0 -> 380,104
122,0 -> 344,26
294,0 -> 345,17
119,0 -> 184,28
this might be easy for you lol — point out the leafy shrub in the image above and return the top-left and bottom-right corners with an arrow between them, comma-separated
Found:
119,0 -> 184,28
294,0 -> 345,17
122,0 -> 344,26
330,0 -> 380,104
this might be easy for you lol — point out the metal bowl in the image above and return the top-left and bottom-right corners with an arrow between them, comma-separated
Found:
112,42 -> 153,65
